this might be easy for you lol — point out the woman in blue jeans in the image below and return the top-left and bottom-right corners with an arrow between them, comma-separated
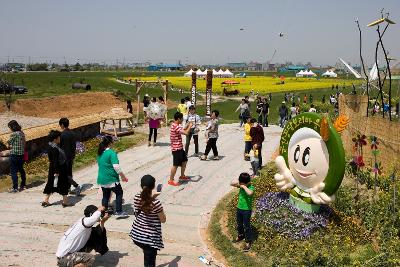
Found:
7,120 -> 26,193
96,136 -> 129,219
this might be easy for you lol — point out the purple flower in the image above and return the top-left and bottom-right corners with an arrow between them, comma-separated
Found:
75,142 -> 86,154
255,192 -> 332,240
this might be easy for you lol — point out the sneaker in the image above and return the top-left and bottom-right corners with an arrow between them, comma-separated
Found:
200,155 -> 207,161
19,186 -> 26,192
213,156 -> 220,160
179,175 -> 190,181
114,211 -> 129,219
152,142 -> 156,146
243,242 -> 252,252
148,142 -> 151,147
8,188 -> 18,193
75,185 -> 82,196
168,180 -> 180,186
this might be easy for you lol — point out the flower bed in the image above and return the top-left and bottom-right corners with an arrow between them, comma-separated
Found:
209,162 -> 400,267
256,192 -> 331,239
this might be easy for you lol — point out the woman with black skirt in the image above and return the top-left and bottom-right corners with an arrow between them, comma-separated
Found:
42,130 -> 72,207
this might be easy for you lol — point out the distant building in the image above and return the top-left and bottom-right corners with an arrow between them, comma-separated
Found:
279,65 -> 307,73
147,63 -> 183,71
227,62 -> 247,70
247,61 -> 262,71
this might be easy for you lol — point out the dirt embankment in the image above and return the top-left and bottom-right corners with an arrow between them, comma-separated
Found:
0,92 -> 178,119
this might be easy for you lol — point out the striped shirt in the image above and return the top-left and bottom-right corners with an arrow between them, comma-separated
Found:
8,131 -> 25,156
129,194 -> 164,250
170,122 -> 183,151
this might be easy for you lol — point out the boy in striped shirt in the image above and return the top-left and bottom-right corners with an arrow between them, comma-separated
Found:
169,112 -> 192,186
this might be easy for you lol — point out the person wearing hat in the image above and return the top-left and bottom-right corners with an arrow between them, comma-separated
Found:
56,205 -> 110,267
183,105 -> 201,156
278,101 -> 288,128
130,175 -> 166,267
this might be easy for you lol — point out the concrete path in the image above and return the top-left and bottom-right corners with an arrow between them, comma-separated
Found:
0,124 -> 282,267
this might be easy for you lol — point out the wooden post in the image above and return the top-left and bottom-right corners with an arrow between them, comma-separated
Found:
191,69 -> 197,107
164,80 -> 168,123
135,79 -> 140,124
206,70 -> 213,117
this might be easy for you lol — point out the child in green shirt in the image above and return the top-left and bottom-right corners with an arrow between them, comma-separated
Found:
230,172 -> 254,252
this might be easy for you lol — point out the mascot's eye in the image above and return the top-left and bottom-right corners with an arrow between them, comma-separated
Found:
294,145 -> 300,163
302,147 -> 310,166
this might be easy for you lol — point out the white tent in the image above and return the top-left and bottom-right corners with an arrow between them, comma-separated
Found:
196,69 -> 203,76
305,70 -> 317,76
217,69 -> 224,75
212,69 -> 218,76
296,70 -> 305,77
184,69 -> 193,77
223,69 -> 234,77
322,70 -> 337,78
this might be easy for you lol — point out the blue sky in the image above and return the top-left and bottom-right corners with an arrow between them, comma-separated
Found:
0,0 -> 399,66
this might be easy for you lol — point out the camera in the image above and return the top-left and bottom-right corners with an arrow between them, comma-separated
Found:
101,208 -> 114,218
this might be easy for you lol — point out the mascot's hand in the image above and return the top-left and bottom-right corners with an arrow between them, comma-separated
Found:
309,182 -> 336,204
274,156 -> 295,190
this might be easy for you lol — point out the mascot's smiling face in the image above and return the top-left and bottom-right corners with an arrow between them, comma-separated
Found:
288,128 -> 330,190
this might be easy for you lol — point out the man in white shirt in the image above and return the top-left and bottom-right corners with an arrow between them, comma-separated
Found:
185,96 -> 192,110
309,104 -> 317,113
56,205 -> 110,267
183,105 -> 201,156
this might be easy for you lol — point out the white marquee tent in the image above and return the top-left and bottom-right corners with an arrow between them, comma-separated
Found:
322,70 -> 338,78
296,70 -> 305,77
223,69 -> 234,77
184,69 -> 194,77
183,68 -> 234,77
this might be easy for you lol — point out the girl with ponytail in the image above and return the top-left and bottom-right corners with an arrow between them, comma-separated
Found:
96,135 -> 129,219
130,175 -> 166,267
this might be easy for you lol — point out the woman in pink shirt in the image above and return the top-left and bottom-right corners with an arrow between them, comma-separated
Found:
148,118 -> 160,146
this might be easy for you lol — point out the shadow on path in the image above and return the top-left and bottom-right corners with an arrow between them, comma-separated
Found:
157,255 -> 182,267
94,250 -> 128,267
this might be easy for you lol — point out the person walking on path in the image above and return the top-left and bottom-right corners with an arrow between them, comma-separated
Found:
231,172 -> 254,252
200,110 -> 220,161
243,116 -> 252,161
130,175 -> 166,267
177,98 -> 188,115
249,118 -> 264,167
185,96 -> 192,110
278,102 -> 288,128
7,120 -> 26,193
261,98 -> 269,127
256,97 -> 263,125
249,144 -> 260,178
147,117 -> 161,147
42,130 -> 72,207
235,99 -> 249,127
126,100 -> 134,127
168,112 -> 192,186
96,136 -> 129,219
183,105 -> 201,156
59,118 -> 82,196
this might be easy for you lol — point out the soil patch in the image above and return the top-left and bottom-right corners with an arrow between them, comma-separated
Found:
0,92 -> 178,119
0,92 -> 125,118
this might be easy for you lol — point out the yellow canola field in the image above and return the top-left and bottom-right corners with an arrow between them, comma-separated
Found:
129,76 -> 361,94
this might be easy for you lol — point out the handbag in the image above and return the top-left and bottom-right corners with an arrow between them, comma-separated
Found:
23,150 -> 28,162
